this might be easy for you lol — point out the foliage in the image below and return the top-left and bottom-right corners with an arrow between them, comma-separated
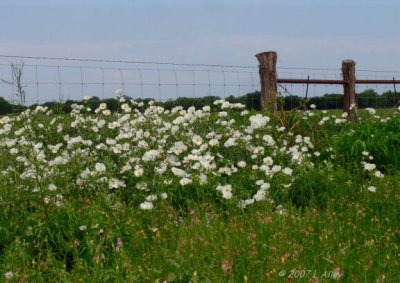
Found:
0,97 -> 27,115
0,97 -> 399,282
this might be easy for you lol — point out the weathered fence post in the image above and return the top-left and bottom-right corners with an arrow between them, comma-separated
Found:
255,51 -> 278,112
342,60 -> 357,122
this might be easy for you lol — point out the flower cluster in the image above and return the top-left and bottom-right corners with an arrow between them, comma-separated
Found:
0,97 -> 390,213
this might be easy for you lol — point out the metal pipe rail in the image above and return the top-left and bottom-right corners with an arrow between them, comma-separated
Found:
277,78 -> 400,85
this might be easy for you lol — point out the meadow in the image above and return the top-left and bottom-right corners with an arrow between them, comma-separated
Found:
0,95 -> 399,282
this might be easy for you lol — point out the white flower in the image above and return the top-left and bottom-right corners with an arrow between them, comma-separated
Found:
96,103 -> 106,111
140,201 -> 153,210
97,119 -> 106,128
79,225 -> 87,231
271,165 -> 282,173
108,178 -> 126,189
48,184 -> 57,191
80,168 -> 92,179
102,110 -> 111,116
202,106 -> 211,112
95,162 -> 106,173
106,138 -> 116,145
142,150 -> 161,162
121,163 -> 132,173
199,174 -> 208,184
263,157 -> 274,166
146,194 -> 158,201
217,184 -> 232,199
262,135 -> 275,146
192,135 -> 203,146
237,161 -> 246,168
224,138 -> 236,147
365,108 -> 376,115
136,182 -> 148,191
255,180 -> 264,186
134,166 -> 144,177
363,162 -> 376,171
209,138 -> 219,147
0,116 -> 10,124
282,167 -> 293,176
160,192 -> 168,199
310,104 -> 316,109
254,190 -> 266,201
121,103 -> 132,113
5,271 -> 13,280
374,171 -> 384,178
367,186 -> 376,193
222,190 -> 232,199
180,177 -> 192,186
171,167 -> 189,178
249,114 -> 270,129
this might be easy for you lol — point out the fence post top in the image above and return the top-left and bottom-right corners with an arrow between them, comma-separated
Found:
255,51 -> 277,66
255,51 -> 277,59
342,59 -> 356,65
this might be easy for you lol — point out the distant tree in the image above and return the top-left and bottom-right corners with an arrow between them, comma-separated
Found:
0,96 -> 27,115
358,89 -> 378,108
381,91 -> 398,108
245,91 -> 261,110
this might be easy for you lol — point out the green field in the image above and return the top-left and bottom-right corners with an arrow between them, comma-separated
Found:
0,100 -> 399,282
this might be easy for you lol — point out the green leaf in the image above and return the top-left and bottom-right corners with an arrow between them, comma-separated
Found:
167,258 -> 181,268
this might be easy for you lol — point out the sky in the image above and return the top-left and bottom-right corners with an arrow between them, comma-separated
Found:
0,0 -> 399,103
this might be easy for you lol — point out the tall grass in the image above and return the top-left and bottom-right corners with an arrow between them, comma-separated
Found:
0,101 -> 399,282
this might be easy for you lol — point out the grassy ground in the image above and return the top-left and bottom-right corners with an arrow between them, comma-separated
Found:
0,102 -> 399,282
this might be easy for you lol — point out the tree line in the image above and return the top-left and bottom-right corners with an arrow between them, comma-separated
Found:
0,89 -> 398,115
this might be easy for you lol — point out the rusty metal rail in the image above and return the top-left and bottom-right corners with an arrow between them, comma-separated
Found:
277,78 -> 400,85
277,78 -> 344,85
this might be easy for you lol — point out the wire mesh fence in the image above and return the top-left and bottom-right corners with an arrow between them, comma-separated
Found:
0,54 -> 399,111
0,56 -> 259,107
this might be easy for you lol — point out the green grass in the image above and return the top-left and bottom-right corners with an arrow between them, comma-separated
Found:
0,102 -> 399,282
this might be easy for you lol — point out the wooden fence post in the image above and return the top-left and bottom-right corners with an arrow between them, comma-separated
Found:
342,60 -> 357,122
255,51 -> 278,112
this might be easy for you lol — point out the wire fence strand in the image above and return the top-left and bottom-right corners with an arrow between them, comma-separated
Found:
0,54 -> 399,109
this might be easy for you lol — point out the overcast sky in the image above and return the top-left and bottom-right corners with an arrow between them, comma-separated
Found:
0,0 -> 399,103
1,0 -> 399,69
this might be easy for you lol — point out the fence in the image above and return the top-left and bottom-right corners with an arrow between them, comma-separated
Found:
0,55 -> 259,107
0,53 -> 399,116
256,51 -> 400,121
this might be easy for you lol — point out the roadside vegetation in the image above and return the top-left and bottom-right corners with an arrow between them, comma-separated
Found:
0,93 -> 399,282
